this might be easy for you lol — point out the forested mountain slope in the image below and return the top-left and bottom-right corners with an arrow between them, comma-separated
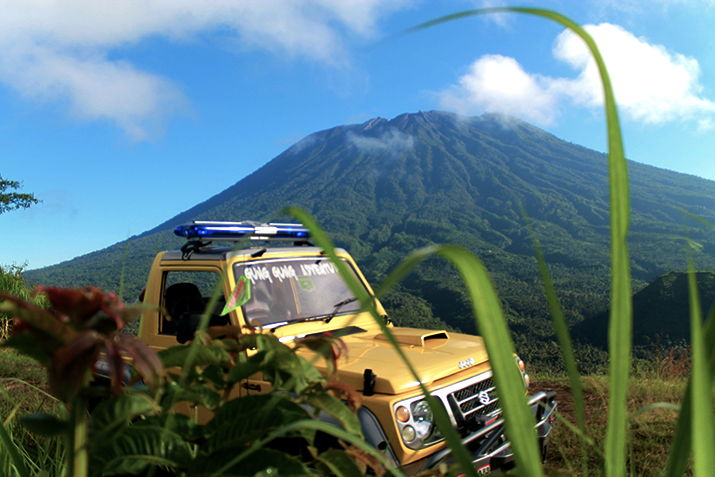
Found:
574,271 -> 715,348
26,111 -> 715,348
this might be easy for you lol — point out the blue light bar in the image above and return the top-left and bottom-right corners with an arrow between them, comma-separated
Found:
173,221 -> 310,242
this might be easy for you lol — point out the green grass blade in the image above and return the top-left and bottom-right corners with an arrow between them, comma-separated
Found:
525,212 -> 586,431
663,297 -> 715,476
685,262 -> 715,476
552,411 -> 603,459
290,208 -> 479,476
626,402 -> 680,423
525,212 -> 588,475
402,8 -> 630,476
664,210 -> 715,476
434,245 -> 544,476
382,243 -> 545,475
291,208 -> 544,476
0,419 -> 31,477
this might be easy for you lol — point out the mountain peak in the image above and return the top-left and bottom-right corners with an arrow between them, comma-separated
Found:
361,117 -> 387,131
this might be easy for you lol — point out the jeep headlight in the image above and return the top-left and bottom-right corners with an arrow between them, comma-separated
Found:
411,401 -> 433,439
394,398 -> 440,450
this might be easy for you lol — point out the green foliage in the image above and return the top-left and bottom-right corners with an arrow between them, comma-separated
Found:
0,176 -> 39,215
1,284 -> 392,477
399,7 -> 714,477
0,286 -> 164,477
81,330 -> 392,477
576,271 -> 715,348
0,264 -> 48,341
0,352 -> 64,477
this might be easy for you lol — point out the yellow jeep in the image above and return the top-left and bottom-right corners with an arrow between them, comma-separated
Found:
129,221 -> 556,475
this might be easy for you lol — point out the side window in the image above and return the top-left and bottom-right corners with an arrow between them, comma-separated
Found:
160,270 -> 226,336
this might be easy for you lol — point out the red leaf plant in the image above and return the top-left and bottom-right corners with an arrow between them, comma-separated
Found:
0,286 -> 163,403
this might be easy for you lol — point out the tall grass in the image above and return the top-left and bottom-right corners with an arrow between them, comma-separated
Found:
0,350 -> 64,477
0,265 -> 48,341
542,374 -> 686,476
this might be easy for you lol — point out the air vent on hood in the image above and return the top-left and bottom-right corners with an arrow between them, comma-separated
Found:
374,329 -> 449,347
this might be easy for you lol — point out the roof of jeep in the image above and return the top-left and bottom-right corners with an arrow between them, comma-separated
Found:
161,245 -> 347,262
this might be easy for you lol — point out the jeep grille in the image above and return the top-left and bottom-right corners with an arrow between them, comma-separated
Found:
449,376 -> 500,423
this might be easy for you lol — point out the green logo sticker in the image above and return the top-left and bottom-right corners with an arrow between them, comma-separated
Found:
297,276 -> 314,291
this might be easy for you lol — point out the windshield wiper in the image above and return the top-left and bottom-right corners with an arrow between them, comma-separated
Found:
268,314 -> 331,331
325,297 -> 358,324
267,297 -> 359,331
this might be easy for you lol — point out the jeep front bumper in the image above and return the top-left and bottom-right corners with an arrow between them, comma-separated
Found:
413,390 -> 557,475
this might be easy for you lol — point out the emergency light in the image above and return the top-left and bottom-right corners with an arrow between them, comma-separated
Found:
173,221 -> 310,242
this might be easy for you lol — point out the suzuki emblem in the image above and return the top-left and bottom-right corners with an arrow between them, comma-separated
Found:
478,390 -> 491,405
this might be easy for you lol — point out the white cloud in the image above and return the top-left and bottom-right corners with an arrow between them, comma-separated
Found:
0,0 -> 407,140
553,23 -> 715,124
437,22 -> 715,128
0,43 -> 185,141
347,129 -> 415,154
437,54 -> 559,125
697,117 -> 714,131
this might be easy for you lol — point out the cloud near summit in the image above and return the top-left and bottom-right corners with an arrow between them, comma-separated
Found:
437,23 -> 715,130
347,129 -> 415,155
0,0 -> 406,141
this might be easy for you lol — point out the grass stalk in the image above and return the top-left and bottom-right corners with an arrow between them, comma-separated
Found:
66,396 -> 89,477
685,260 -> 715,476
290,209 -> 461,476
526,211 -> 588,475
0,417 -> 31,477
663,211 -> 715,476
403,7 -> 630,477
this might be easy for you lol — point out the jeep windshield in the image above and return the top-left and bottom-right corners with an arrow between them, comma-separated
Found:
233,257 -> 364,328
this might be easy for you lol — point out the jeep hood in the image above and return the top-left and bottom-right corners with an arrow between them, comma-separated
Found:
300,328 -> 490,395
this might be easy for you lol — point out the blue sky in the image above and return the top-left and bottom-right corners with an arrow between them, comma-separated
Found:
2,0 -> 715,270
